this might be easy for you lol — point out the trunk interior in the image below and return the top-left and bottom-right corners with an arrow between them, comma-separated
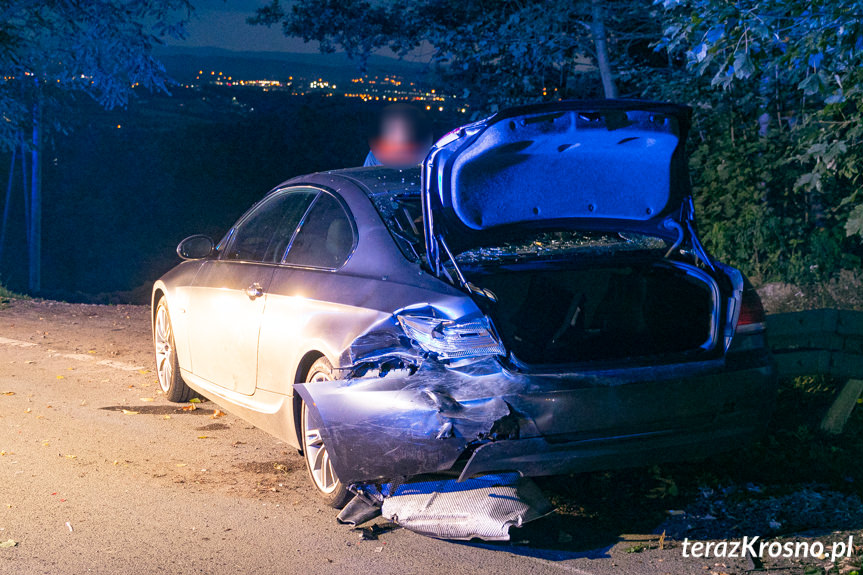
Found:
467,258 -> 719,366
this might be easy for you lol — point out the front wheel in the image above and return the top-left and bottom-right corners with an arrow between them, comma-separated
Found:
301,357 -> 351,508
154,298 -> 195,403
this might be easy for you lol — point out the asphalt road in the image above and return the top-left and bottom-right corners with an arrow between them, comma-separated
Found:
0,299 -> 841,574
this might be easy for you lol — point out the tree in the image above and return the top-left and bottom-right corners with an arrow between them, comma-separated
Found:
248,0 -> 665,106
0,0 -> 194,291
656,0 -> 863,247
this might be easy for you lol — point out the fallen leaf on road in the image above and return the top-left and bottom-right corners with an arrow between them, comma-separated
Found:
87,350 -> 96,354
175,463 -> 187,467
139,397 -> 154,402
64,454 -> 77,459
0,539 -> 17,548
121,409 -> 139,415
25,360 -> 35,364
180,404 -> 196,411
138,370 -> 150,375
197,435 -> 208,439
211,410 -> 226,419
56,376 -> 64,380
1,391 -> 14,396
189,398 -> 201,403
23,408 -> 31,413
162,415 -> 171,420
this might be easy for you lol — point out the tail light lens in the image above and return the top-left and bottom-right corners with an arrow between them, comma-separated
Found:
737,288 -> 766,333
397,315 -> 506,360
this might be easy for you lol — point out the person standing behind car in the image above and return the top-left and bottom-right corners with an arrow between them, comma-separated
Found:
364,104 -> 433,168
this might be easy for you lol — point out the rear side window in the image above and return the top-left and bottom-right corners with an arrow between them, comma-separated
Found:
284,192 -> 354,269
223,190 -> 316,262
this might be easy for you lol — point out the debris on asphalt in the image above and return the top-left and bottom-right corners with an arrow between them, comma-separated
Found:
337,490 -> 383,526
380,473 -> 552,541
0,540 -> 17,548
66,522 -> 73,532
211,409 -> 226,418
336,473 -> 553,541
354,523 -> 398,541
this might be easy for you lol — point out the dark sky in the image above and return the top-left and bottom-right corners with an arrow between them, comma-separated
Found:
165,1 -> 321,53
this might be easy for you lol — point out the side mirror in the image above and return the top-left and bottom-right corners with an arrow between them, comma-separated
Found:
177,235 -> 214,260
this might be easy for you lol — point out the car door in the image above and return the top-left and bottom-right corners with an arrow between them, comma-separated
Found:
185,188 -> 317,394
257,189 -> 369,394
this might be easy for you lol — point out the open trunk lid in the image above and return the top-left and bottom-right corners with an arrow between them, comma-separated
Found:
421,100 -> 693,260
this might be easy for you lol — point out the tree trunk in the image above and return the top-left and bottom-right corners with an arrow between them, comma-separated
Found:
28,99 -> 42,292
589,0 -> 618,99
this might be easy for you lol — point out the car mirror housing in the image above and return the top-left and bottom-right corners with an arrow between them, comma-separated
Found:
177,235 -> 214,260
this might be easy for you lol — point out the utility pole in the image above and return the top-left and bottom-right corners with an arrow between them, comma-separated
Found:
0,144 -> 17,268
28,94 -> 42,293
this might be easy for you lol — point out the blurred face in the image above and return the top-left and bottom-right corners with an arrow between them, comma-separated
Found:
370,114 -> 431,167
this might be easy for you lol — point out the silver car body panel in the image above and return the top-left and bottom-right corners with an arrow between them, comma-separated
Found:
153,170 -> 476,450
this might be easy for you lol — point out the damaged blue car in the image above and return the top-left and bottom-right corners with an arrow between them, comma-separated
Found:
152,100 -> 777,512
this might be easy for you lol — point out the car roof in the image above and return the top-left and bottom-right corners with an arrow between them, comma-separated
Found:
313,166 -> 422,199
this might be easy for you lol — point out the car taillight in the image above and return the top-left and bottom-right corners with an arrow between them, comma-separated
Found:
397,315 -> 506,360
737,288 -> 766,333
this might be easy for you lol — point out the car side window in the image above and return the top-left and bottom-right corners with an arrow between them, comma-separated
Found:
223,190 -> 317,263
284,192 -> 354,269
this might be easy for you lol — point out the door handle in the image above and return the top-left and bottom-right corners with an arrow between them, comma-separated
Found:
246,283 -> 264,299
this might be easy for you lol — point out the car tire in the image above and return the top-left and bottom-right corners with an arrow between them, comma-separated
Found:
301,357 -> 351,509
154,298 -> 195,403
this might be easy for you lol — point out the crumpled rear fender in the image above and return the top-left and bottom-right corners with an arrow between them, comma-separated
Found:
295,362 -> 514,484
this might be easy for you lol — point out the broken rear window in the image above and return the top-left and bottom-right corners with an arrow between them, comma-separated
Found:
371,192 -> 425,262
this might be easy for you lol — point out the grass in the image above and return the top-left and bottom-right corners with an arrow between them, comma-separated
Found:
0,282 -> 28,308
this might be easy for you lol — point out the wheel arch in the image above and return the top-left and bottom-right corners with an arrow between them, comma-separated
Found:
151,283 -> 168,331
292,350 -> 327,452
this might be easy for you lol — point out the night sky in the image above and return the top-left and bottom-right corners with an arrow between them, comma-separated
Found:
165,0 -> 321,53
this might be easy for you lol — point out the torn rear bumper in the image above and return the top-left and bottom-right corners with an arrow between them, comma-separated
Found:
295,356 -> 776,486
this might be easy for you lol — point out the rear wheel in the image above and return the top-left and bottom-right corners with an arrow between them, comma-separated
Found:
301,357 -> 351,508
154,298 -> 194,403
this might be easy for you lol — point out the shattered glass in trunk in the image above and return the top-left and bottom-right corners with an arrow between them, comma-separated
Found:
467,257 -> 718,365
